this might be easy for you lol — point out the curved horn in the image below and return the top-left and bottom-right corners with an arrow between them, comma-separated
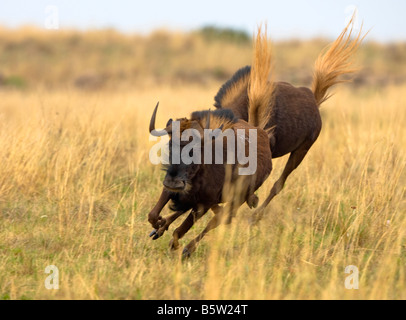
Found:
149,102 -> 171,137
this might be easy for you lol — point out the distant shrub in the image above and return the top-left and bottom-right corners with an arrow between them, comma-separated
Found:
3,76 -> 27,89
198,26 -> 251,44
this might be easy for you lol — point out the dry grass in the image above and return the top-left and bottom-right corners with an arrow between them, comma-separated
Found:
0,26 -> 405,300
0,82 -> 405,300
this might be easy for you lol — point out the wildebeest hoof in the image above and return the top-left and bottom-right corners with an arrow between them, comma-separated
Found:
247,194 -> 259,209
249,208 -> 265,226
249,216 -> 259,226
182,248 -> 192,259
152,222 -> 171,240
182,242 -> 196,258
169,238 -> 180,251
150,228 -> 166,240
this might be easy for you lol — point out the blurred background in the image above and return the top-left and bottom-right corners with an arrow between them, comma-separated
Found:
0,0 -> 405,91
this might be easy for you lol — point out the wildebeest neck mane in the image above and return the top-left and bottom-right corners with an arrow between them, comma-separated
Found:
214,66 -> 251,109
190,109 -> 237,131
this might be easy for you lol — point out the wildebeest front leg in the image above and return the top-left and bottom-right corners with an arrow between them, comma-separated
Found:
182,202 -> 244,257
183,201 -> 244,258
246,193 -> 259,209
182,208 -> 224,258
150,211 -> 186,240
169,206 -> 214,251
148,189 -> 170,229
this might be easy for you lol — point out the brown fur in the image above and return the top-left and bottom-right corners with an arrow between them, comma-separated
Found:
214,19 -> 365,220
148,21 -> 366,255
148,110 -> 272,255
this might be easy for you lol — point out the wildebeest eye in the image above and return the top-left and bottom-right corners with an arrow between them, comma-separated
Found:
189,149 -> 193,157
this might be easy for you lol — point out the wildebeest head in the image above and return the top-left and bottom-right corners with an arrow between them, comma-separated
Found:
149,103 -> 232,193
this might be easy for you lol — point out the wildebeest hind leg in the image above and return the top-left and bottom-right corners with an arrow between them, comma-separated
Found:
252,142 -> 313,223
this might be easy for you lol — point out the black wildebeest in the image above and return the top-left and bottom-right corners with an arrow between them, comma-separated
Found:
148,20 -> 364,256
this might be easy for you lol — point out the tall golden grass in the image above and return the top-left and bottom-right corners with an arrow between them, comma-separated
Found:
0,28 -> 405,300
0,83 -> 404,299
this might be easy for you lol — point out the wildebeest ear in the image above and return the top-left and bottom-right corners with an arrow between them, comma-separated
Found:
166,119 -> 173,127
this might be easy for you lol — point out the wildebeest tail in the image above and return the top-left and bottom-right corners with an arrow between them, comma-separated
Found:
248,24 -> 275,130
312,17 -> 366,106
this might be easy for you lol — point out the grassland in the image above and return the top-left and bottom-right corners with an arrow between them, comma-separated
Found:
0,27 -> 405,300
1,26 -> 406,90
